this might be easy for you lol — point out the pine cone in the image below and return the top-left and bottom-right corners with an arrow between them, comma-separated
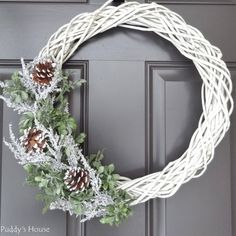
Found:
64,167 -> 90,193
30,59 -> 56,85
20,128 -> 47,153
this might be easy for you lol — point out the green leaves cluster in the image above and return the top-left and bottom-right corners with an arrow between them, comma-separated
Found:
23,163 -> 66,213
23,162 -> 95,216
89,151 -> 133,226
3,72 -> 34,104
17,73 -> 84,136
23,151 -> 133,226
5,70 -> 133,226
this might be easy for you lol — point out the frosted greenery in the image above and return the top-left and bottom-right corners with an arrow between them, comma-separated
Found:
0,58 -> 132,226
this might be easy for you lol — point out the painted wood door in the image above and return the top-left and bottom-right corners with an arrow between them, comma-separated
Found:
0,1 -> 236,236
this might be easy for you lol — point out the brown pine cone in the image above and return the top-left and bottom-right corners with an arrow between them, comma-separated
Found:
30,59 -> 56,85
64,167 -> 90,193
20,128 -> 47,153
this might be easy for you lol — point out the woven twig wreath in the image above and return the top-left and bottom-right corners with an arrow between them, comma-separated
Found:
0,0 -> 233,226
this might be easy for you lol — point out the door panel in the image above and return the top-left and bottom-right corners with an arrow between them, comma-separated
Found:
0,1 -> 235,236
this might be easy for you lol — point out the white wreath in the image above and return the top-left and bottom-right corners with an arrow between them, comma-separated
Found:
39,0 -> 234,205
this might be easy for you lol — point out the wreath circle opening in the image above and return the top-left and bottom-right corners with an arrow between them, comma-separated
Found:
1,0 -> 233,225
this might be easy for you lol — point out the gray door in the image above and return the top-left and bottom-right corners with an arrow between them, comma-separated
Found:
0,1 -> 236,236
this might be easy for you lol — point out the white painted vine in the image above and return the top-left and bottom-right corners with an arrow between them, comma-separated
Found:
39,0 -> 233,205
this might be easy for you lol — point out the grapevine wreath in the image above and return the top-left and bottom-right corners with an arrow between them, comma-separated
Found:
0,0 -> 233,226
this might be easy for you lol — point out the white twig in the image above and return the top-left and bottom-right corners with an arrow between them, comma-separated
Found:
38,0 -> 233,204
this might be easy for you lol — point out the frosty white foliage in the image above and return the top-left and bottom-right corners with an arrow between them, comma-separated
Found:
62,137 -> 102,193
81,193 -> 114,222
77,149 -> 102,193
0,95 -> 37,114
39,0 -> 233,205
49,198 -> 74,216
34,120 -> 64,165
3,101 -> 107,221
5,120 -> 106,220
37,117 -> 103,192
5,122 -> 67,169
5,120 -> 102,198
49,193 -> 113,222
20,57 -> 62,100
0,78 -> 37,114
34,120 -> 102,192
0,81 -> 5,88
